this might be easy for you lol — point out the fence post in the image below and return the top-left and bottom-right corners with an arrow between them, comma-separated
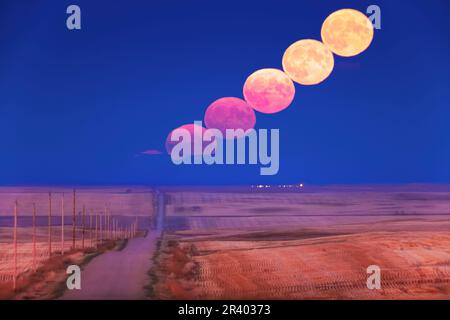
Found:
13,200 -> 18,291
72,189 -> 76,249
105,206 -> 109,240
100,209 -> 103,243
104,205 -> 108,241
108,207 -> 112,240
61,193 -> 65,255
32,203 -> 36,272
109,207 -> 113,240
48,192 -> 52,257
82,205 -> 86,249
111,218 -> 113,240
112,219 -> 115,240
105,206 -> 108,241
95,212 -> 99,247
78,210 -> 82,233
89,210 -> 93,248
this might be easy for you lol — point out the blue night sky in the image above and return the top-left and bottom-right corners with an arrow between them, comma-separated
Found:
0,0 -> 449,185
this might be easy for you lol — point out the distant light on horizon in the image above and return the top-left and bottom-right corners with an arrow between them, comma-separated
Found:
251,183 -> 304,189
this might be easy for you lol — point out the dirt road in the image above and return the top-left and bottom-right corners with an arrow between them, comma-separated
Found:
61,232 -> 158,300
61,192 -> 165,300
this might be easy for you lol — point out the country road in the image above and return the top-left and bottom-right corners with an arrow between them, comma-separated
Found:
61,191 -> 165,300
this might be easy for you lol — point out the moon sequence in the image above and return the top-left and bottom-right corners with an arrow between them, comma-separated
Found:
164,8 -> 375,177
168,121 -> 280,176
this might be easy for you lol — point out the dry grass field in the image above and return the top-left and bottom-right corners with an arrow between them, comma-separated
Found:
2,185 -> 450,300
157,230 -> 450,299
0,227 -> 99,281
153,186 -> 450,300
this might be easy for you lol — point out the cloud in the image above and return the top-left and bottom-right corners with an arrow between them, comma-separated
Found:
141,149 -> 163,155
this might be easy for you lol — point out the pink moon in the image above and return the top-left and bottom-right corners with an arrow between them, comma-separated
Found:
165,123 -> 207,155
243,68 -> 295,114
204,97 -> 256,136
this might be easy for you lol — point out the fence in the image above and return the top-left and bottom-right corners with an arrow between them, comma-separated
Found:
0,190 -> 139,290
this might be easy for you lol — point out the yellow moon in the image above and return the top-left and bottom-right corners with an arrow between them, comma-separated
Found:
321,9 -> 374,57
282,39 -> 334,85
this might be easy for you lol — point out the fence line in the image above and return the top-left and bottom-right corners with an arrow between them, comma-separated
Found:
32,203 -> 36,271
72,189 -> 76,250
13,200 -> 17,290
61,193 -> 64,255
48,192 -> 52,258
0,192 -> 141,290
82,205 -> 85,250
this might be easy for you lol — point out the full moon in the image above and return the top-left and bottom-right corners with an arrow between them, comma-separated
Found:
165,124 -> 207,155
204,97 -> 256,136
282,39 -> 334,85
243,68 -> 295,114
321,9 -> 374,57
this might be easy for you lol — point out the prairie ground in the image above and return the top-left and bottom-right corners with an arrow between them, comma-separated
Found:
153,186 -> 450,299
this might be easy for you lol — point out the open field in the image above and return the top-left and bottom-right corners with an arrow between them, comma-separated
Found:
2,185 -> 450,300
164,186 -> 450,230
155,229 -> 450,299
153,186 -> 450,299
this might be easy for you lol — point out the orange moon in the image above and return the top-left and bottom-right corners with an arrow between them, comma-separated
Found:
321,9 -> 374,57
282,39 -> 334,86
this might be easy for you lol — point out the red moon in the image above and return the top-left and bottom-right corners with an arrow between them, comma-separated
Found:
243,68 -> 295,114
165,123 -> 207,155
204,97 -> 256,136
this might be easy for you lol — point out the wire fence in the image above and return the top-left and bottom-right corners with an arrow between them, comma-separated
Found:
0,190 -> 139,290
